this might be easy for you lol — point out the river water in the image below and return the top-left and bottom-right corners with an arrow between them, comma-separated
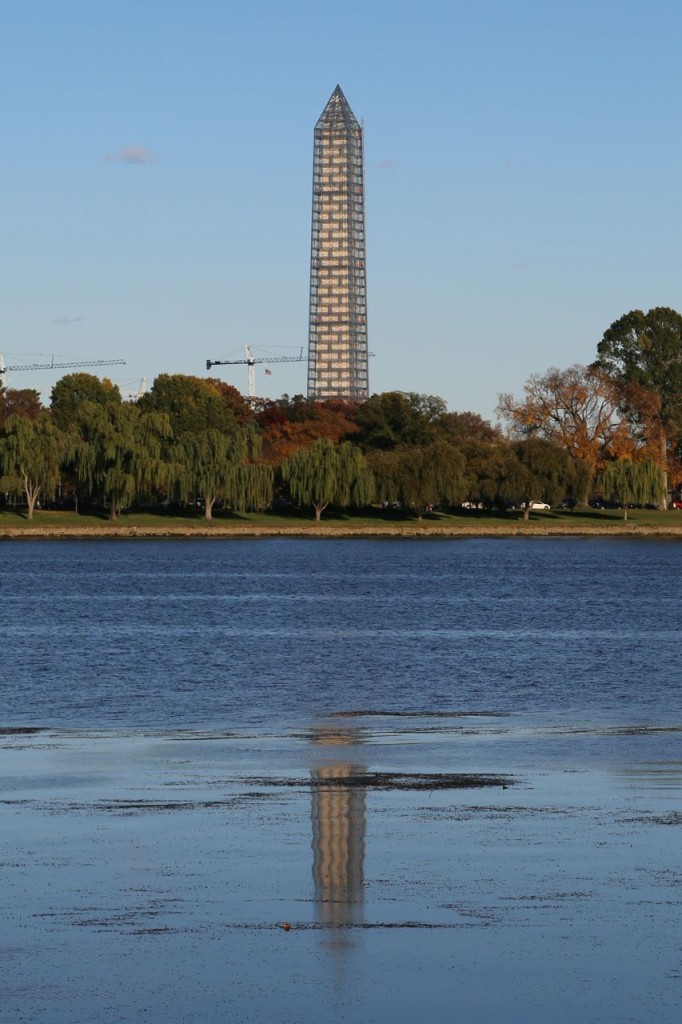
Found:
2,538 -> 681,1022
3,536 -> 681,728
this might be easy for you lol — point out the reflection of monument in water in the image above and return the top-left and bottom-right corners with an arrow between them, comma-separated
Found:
311,765 -> 366,925
310,730 -> 367,934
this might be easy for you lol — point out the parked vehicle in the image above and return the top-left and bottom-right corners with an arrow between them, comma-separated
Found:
522,501 -> 551,510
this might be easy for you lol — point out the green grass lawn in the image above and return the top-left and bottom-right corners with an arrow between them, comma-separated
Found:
2,504 -> 682,532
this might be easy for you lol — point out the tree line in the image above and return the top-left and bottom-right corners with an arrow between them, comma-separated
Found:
2,306 -> 679,520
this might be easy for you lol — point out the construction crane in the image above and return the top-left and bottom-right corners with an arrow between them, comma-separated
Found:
206,346 -> 305,398
123,377 -> 148,401
0,355 -> 126,380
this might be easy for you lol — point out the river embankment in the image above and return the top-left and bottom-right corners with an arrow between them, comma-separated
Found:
3,521 -> 682,538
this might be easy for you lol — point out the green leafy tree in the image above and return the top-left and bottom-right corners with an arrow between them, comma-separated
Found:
0,413 -> 73,519
178,428 -> 273,520
140,374 -> 273,517
51,374 -> 122,430
51,374 -> 123,509
234,462 -> 274,514
594,307 -> 682,504
74,402 -> 173,519
138,374 -> 239,438
459,442 -> 523,510
370,441 -> 465,519
354,392 -> 446,451
204,379 -> 256,427
600,459 -> 665,521
282,438 -> 373,521
435,410 -> 501,445
507,439 -> 579,520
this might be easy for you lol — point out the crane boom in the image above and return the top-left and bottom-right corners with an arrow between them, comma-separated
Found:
206,346 -> 305,398
0,356 -> 126,377
206,349 -> 305,370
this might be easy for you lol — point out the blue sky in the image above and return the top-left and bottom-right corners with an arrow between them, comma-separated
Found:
3,0 -> 682,419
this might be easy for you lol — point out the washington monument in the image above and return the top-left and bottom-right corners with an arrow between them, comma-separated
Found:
307,86 -> 369,400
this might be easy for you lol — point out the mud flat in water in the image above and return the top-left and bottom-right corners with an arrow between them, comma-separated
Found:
1,715 -> 681,1023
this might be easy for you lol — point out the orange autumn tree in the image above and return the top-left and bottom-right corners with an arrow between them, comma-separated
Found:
496,364 -> 635,500
257,397 -> 359,465
604,379 -> 682,491
0,388 -> 43,428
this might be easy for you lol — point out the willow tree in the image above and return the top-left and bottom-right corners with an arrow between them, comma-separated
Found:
235,462 -> 274,514
74,401 -> 173,519
0,413 -> 73,519
503,439 -> 579,521
177,428 -> 273,520
370,441 -> 465,519
459,442 -> 527,511
600,459 -> 665,521
282,438 -> 373,521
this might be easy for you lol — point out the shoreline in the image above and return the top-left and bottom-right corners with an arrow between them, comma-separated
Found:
3,522 -> 682,539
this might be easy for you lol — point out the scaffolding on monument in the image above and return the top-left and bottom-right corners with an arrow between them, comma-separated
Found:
307,85 -> 369,402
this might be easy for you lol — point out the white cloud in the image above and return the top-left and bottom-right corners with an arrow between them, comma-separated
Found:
106,145 -> 155,165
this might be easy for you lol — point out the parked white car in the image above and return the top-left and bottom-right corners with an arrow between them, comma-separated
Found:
526,501 -> 550,510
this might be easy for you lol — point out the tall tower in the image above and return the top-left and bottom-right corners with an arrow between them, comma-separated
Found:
307,85 -> 369,401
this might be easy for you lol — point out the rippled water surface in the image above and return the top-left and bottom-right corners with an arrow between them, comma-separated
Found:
3,536 -> 681,727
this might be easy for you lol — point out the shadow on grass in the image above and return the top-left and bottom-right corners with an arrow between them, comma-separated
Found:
0,503 -> 674,530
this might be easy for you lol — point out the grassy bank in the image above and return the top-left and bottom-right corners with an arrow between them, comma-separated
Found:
3,506 -> 682,538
